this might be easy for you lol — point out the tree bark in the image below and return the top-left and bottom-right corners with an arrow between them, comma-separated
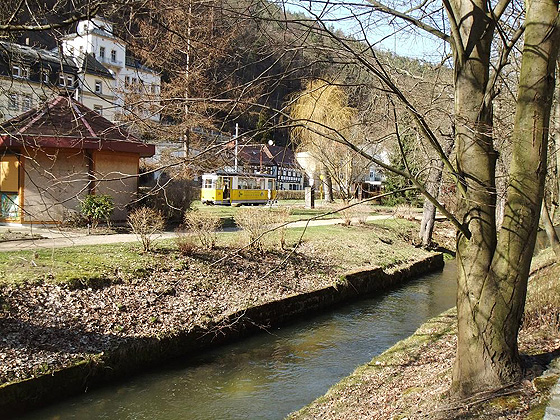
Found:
451,0 -> 498,395
451,0 -> 560,397
553,76 -> 560,219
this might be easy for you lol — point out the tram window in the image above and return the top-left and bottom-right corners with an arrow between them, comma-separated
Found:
247,179 -> 257,189
203,179 -> 213,189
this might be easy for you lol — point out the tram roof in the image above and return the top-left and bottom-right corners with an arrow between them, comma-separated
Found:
204,170 -> 277,179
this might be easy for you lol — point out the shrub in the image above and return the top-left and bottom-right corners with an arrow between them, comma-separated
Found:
393,204 -> 415,221
63,210 -> 88,227
138,169 -> 195,222
175,233 -> 198,256
184,210 -> 221,249
270,207 -> 291,249
338,202 -> 354,226
234,207 -> 276,251
276,190 -> 305,201
338,201 -> 371,226
80,194 -> 114,228
128,207 -> 166,252
355,204 -> 371,224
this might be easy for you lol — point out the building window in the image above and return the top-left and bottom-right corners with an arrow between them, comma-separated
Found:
12,65 -> 29,79
111,50 -> 116,62
22,95 -> 32,111
41,69 -> 50,83
94,105 -> 103,116
59,73 -> 74,87
99,46 -> 105,59
94,80 -> 102,94
8,94 -> 18,110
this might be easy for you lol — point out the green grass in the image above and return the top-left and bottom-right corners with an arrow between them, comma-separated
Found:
0,217 -> 428,288
0,242 -> 179,288
220,218 -> 427,271
191,200 -> 345,221
190,199 -> 399,226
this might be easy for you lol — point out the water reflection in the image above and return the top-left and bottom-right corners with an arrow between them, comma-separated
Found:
22,260 -> 457,420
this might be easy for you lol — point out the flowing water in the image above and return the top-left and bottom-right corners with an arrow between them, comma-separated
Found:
22,260 -> 457,420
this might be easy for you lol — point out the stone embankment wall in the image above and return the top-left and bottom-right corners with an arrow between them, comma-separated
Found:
0,253 -> 444,417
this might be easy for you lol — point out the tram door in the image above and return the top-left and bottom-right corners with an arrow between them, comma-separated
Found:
267,180 -> 274,200
222,177 -> 231,203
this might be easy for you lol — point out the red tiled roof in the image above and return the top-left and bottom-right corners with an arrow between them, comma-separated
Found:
0,95 -> 155,157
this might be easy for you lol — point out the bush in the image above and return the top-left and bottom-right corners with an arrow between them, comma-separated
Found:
128,207 -> 166,252
63,210 -> 88,227
138,169 -> 195,222
276,190 -> 306,201
80,194 -> 114,228
393,204 -> 416,220
175,233 -> 198,256
338,202 -> 371,226
234,207 -> 276,251
184,210 -> 221,249
270,207 -> 291,249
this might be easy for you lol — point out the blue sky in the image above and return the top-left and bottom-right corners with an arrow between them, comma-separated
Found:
280,0 -> 448,62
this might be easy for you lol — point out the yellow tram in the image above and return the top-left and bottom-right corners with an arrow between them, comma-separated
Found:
201,171 -> 277,205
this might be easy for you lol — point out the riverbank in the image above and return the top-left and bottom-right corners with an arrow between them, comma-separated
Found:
289,247 -> 560,420
0,220 -> 443,416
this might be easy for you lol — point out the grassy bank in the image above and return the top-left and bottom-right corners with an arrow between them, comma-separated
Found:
0,218 -> 423,288
288,248 -> 560,420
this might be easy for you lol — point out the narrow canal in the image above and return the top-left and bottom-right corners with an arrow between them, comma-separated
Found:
23,260 -> 457,420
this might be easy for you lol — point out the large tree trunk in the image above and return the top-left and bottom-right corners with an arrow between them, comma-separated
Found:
451,0 -> 560,397
451,0 -> 498,393
553,77 -> 560,219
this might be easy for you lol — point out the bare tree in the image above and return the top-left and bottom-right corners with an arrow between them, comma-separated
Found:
248,0 -> 560,399
2,0 -> 560,402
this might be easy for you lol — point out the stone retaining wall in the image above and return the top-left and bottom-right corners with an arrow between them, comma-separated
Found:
0,253 -> 444,417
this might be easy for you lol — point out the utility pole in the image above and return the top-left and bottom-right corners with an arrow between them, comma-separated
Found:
234,123 -> 239,172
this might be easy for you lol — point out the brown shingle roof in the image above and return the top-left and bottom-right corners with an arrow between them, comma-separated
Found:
235,143 -> 297,167
0,95 -> 155,157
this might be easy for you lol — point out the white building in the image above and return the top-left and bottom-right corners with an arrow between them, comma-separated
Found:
62,16 -> 161,123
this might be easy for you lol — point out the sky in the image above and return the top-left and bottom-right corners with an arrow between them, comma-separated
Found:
279,0 -> 449,62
